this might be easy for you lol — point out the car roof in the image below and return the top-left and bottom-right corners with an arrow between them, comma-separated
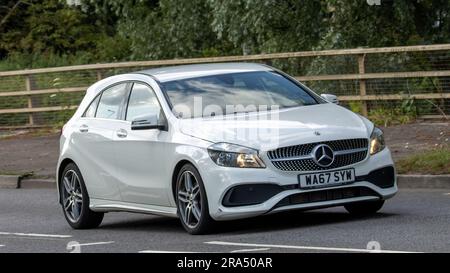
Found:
137,62 -> 273,82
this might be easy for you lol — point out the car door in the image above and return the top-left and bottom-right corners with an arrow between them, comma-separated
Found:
71,82 -> 130,201
112,82 -> 171,206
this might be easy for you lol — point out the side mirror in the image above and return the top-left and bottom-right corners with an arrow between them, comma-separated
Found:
131,114 -> 165,130
321,94 -> 339,104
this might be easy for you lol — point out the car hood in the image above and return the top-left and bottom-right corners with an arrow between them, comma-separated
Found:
179,103 -> 373,151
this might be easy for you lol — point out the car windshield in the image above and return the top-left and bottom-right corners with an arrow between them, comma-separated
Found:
161,71 -> 319,118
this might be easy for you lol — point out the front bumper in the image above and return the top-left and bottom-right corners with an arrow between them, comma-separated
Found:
199,147 -> 397,221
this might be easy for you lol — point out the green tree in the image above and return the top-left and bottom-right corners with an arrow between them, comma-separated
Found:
0,0 -> 30,58
0,0 -> 130,65
20,0 -> 99,54
2,0 -> 450,68
208,0 -> 326,54
88,0 -> 229,59
319,0 -> 450,49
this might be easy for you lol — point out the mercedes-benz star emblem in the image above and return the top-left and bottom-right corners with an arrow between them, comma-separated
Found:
312,144 -> 334,167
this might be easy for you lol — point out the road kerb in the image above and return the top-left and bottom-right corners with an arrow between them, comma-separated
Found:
19,178 -> 56,189
0,175 -> 20,189
397,175 -> 450,189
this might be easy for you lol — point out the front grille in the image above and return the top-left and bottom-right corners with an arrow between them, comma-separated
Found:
267,138 -> 369,171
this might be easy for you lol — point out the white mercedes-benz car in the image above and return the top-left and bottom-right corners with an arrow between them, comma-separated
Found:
57,63 -> 397,234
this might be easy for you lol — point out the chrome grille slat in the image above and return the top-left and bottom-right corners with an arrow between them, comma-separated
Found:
267,139 -> 369,171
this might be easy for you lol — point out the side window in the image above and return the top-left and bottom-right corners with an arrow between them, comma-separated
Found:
96,83 -> 128,120
83,95 -> 100,118
126,83 -> 161,121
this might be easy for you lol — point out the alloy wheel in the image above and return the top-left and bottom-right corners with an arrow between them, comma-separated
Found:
177,171 -> 202,228
62,170 -> 83,222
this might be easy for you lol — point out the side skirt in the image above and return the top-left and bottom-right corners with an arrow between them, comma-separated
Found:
90,198 -> 178,218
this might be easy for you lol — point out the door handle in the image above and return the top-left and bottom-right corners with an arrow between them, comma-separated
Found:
79,124 -> 89,133
116,129 -> 127,138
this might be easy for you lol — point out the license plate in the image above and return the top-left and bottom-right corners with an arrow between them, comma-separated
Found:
298,168 -> 355,189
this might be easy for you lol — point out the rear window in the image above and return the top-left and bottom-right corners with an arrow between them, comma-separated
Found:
83,95 -> 100,118
95,83 -> 128,120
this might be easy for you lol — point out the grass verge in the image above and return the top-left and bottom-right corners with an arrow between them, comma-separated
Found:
396,148 -> 450,175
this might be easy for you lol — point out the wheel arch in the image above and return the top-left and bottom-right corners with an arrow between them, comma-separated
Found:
171,159 -> 197,201
57,158 -> 76,204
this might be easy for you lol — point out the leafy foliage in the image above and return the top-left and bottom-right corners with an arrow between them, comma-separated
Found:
0,0 -> 449,67
208,0 -> 326,53
116,0 -> 227,59
367,99 -> 418,127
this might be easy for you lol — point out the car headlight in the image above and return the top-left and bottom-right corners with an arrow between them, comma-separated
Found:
207,143 -> 265,168
370,127 -> 386,155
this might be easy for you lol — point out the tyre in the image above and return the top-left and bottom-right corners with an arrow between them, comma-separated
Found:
175,164 -> 215,234
60,163 -> 104,229
344,200 -> 385,216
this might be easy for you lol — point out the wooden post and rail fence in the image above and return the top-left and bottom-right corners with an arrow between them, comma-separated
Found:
0,44 -> 449,129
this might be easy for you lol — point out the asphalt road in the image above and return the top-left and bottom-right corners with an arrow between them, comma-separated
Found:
0,188 -> 449,253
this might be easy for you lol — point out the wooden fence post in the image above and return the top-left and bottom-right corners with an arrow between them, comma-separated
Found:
25,75 -> 34,126
358,54 -> 368,116
96,70 -> 102,81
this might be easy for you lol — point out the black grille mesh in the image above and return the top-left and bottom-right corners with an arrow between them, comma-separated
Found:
274,186 -> 379,208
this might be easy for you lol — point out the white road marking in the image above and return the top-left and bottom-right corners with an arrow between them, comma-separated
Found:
231,248 -> 270,253
0,232 -> 72,238
444,193 -> 450,195
76,241 -> 114,247
139,250 -> 197,253
0,245 -> 4,247
205,241 -> 420,253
